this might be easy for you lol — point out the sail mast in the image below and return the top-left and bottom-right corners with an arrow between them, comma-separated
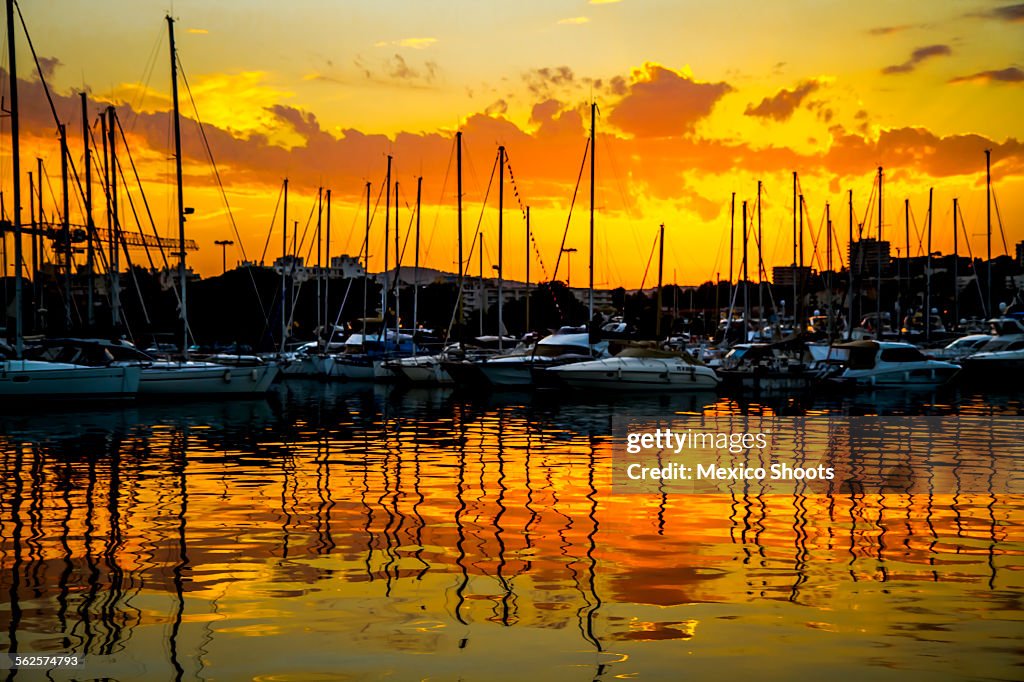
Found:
456,132 -> 463,336
5,0 -> 22,357
167,14 -> 189,357
82,92 -> 94,328
498,145 -> 505,349
953,197 -> 959,328
413,176 -> 421,334
588,102 -> 595,320
280,178 -> 288,353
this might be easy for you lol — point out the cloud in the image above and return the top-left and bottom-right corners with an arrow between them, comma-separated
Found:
882,44 -> 952,75
744,79 -> 824,122
557,17 -> 589,25
523,65 -> 576,97
374,37 -> 437,49
354,53 -> 440,87
949,66 -> 1024,85
969,3 -> 1024,22
607,62 -> 733,137
485,99 -> 508,116
589,0 -> 622,4
187,28 -> 209,35
33,56 -> 62,82
867,24 -> 919,36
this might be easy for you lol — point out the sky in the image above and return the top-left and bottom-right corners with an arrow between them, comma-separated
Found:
3,0 -> 1023,287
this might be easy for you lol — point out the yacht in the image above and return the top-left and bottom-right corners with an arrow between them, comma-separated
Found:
959,311 -> 1024,380
322,330 -> 415,381
549,346 -> 719,391
476,326 -> 608,389
1,343 -> 140,401
25,338 -> 278,397
822,340 -> 959,388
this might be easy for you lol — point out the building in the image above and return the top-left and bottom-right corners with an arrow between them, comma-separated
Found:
849,238 -> 890,272
329,254 -> 366,279
1016,240 -> 1024,268
772,265 -> 813,287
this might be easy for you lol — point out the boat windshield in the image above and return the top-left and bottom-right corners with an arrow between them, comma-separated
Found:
879,347 -> 925,363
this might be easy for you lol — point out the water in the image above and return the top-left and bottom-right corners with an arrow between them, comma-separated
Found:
1,382 -> 1022,680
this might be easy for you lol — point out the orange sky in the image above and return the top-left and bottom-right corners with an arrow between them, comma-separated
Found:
4,0 -> 1023,287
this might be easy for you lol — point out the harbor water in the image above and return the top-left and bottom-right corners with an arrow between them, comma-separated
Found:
1,381 -> 1022,680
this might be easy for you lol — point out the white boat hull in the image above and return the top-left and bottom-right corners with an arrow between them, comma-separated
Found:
139,362 -> 279,396
842,365 -> 958,387
552,358 -> 720,391
0,361 -> 141,399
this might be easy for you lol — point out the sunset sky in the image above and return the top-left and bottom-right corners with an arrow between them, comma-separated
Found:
5,0 -> 1023,287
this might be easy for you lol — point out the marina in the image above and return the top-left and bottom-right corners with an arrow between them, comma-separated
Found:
1,1 -> 1022,679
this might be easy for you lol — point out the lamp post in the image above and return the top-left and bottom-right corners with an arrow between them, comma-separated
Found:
215,239 -> 234,274
562,246 -> 578,289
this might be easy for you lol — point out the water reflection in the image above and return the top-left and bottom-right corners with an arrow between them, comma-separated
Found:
0,381 -> 1021,680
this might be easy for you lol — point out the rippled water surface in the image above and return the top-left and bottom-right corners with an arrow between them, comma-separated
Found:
1,383 -> 1022,680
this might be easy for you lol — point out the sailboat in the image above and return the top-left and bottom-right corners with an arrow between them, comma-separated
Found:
137,15 -> 278,396
0,0 -> 140,401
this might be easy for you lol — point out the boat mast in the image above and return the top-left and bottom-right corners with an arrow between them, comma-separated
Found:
456,132 -> 463,336
383,155 -> 392,339
497,145 -> 505,349
81,92 -> 94,328
362,181 -> 370,340
656,223 -> 664,338
826,202 -> 832,341
742,200 -> 749,338
847,189 -> 854,338
525,205 -> 530,333
167,15 -> 189,357
5,0 -> 23,357
876,166 -> 883,336
394,180 -> 400,344
926,187 -> 933,342
60,123 -> 72,329
316,186 -> 322,334
324,188 -> 331,338
756,180 -> 762,333
280,178 -> 288,353
588,102 -> 595,320
792,172 -> 797,327
953,197 -> 959,328
728,192 -> 734,331
904,197 -> 910,336
413,176 -> 421,334
983,146 -> 991,315
107,108 -> 120,330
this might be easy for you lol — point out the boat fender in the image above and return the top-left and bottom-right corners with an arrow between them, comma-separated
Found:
689,368 -> 696,382
223,369 -> 232,383
251,368 -> 259,381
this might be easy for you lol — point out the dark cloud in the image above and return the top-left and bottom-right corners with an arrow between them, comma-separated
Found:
607,63 -> 732,138
882,44 -> 952,75
867,24 -> 919,36
949,66 -> 1024,84
744,79 -> 822,122
523,66 -> 576,97
34,56 -> 63,82
969,3 -> 1024,22
484,99 -> 508,116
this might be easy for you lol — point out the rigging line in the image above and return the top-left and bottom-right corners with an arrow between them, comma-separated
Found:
637,231 -> 658,292
551,137 -> 590,283
113,153 -> 158,270
465,153 -> 499,277
955,201 -> 987,310
599,126 -> 644,256
176,56 -> 271,326
124,25 -> 164,133
258,182 -> 284,265
424,137 -> 455,257
295,193 -> 319,261
112,115 -> 169,268
991,185 -> 1009,257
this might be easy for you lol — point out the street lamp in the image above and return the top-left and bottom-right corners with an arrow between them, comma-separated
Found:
561,246 -> 578,287
214,239 -> 234,274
